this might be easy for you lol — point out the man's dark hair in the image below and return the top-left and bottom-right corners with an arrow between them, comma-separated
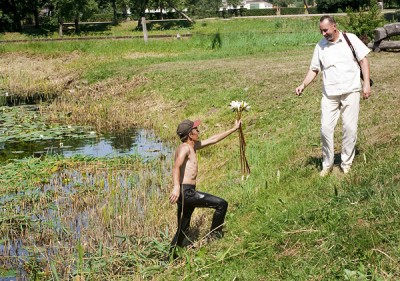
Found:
180,135 -> 189,142
320,15 -> 336,25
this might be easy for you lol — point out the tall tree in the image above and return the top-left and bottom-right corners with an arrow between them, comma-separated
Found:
130,0 -> 149,29
53,0 -> 98,32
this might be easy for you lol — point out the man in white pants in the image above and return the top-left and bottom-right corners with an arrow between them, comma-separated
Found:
295,15 -> 371,176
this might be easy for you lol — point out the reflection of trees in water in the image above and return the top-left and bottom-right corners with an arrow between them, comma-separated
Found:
2,93 -> 56,106
108,130 -> 137,152
0,137 -> 90,162
0,130 -> 142,161
0,140 -> 53,161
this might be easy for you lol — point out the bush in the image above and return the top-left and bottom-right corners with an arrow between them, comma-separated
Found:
188,9 -> 219,19
147,20 -> 192,30
241,9 -> 277,16
0,12 -> 13,32
383,10 -> 400,22
280,7 -> 306,15
307,7 -> 319,14
342,0 -> 384,42
88,13 -> 114,22
316,0 -> 371,13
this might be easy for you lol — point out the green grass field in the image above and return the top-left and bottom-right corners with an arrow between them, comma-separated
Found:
0,17 -> 399,280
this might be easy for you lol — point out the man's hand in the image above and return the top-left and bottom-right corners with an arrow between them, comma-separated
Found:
295,83 -> 305,96
234,119 -> 242,130
169,185 -> 180,204
295,70 -> 318,96
359,57 -> 371,100
362,84 -> 371,100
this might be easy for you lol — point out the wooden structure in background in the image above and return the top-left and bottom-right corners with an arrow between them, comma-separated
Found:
369,23 -> 400,52
141,17 -> 189,43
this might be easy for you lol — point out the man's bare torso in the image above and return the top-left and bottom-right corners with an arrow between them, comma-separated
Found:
176,143 -> 198,185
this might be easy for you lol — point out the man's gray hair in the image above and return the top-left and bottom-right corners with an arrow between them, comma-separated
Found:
320,15 -> 336,25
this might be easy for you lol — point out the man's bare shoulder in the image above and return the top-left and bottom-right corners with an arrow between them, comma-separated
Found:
176,143 -> 191,155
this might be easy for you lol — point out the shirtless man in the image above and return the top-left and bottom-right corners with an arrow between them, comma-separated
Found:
169,119 -> 241,254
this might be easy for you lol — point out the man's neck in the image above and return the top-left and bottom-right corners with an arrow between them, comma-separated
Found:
332,31 -> 340,43
185,139 -> 195,148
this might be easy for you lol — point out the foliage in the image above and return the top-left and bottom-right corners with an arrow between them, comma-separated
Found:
316,0 -> 371,13
0,9 -> 14,32
272,0 -> 295,7
342,0 -> 384,41
53,0 -> 99,23
185,0 -> 221,18
240,8 -> 277,16
383,0 -> 400,8
280,7 -> 307,14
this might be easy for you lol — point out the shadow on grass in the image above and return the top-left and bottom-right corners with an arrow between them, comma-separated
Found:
306,148 -> 360,170
20,22 -> 113,37
20,24 -> 56,37
62,22 -> 113,36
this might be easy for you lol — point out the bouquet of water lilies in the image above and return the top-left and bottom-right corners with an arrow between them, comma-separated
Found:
229,100 -> 250,179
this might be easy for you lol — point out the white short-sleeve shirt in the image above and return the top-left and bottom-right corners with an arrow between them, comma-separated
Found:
310,32 -> 370,96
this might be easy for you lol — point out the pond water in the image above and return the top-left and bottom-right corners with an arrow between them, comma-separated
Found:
1,104 -> 173,162
0,129 -> 172,162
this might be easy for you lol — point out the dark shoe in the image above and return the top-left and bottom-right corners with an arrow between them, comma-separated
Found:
169,246 -> 181,260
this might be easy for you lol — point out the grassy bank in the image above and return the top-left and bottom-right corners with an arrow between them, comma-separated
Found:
1,17 -> 399,280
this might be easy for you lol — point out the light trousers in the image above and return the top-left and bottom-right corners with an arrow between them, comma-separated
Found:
320,91 -> 360,171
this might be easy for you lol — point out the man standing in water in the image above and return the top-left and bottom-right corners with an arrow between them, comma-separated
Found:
295,15 -> 371,176
169,119 -> 241,256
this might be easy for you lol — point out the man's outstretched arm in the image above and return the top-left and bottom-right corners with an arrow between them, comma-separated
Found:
196,120 -> 241,150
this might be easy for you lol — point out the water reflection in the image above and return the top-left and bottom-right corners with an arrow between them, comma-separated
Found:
0,129 -> 171,161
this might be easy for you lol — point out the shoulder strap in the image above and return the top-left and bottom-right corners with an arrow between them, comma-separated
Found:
342,32 -> 359,65
342,32 -> 373,85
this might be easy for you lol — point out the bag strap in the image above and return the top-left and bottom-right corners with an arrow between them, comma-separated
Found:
343,32 -> 373,86
343,31 -> 370,84
342,32 -> 361,69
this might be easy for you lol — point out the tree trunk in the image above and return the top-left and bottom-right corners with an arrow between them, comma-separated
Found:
74,18 -> 79,33
112,0 -> 118,25
10,0 -> 22,31
160,2 -> 164,20
33,9 -> 40,28
59,19 -> 63,36
303,0 -> 309,13
165,0 -> 194,23
137,0 -> 149,30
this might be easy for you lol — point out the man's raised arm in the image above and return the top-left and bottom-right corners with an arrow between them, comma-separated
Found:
195,120 -> 241,150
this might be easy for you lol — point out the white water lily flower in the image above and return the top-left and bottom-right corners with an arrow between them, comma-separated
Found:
229,100 -> 250,112
241,101 -> 250,111
229,100 -> 241,112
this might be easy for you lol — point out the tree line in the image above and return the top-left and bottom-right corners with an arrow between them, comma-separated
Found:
1,0 -> 399,32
